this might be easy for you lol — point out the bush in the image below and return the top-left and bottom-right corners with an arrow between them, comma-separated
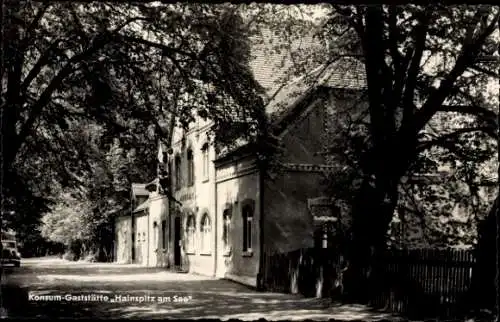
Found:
62,251 -> 77,261
82,252 -> 98,263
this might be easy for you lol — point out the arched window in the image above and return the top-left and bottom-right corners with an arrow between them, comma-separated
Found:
187,148 -> 194,186
186,215 -> 196,254
201,143 -> 209,181
174,154 -> 182,190
200,214 -> 211,254
222,208 -> 232,255
242,202 -> 254,253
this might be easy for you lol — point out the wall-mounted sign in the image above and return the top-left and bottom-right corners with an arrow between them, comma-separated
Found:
308,197 -> 339,223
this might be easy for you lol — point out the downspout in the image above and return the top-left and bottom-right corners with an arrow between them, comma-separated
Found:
257,160 -> 265,291
131,190 -> 135,263
213,157 -> 218,277
165,86 -> 178,271
147,207 -> 150,267
256,114 -> 268,291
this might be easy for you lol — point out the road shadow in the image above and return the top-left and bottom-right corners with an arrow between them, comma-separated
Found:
2,277 -> 402,320
0,261 -> 403,320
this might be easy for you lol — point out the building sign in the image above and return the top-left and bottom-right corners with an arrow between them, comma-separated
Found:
178,191 -> 195,202
307,197 -> 338,223
308,197 -> 340,249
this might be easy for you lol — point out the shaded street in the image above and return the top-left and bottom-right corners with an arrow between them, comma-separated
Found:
1,257 -> 401,320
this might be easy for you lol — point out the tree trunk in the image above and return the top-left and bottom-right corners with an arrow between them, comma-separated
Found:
2,1 -> 26,173
466,195 -> 498,316
343,179 -> 397,304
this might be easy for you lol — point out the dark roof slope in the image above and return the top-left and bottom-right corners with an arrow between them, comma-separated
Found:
214,30 -> 367,162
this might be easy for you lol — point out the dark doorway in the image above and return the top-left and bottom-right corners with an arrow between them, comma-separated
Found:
174,216 -> 181,267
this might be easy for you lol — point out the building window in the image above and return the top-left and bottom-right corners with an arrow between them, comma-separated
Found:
242,203 -> 254,253
187,148 -> 194,186
161,220 -> 167,249
186,215 -> 196,254
137,232 -> 141,243
200,214 -> 211,255
175,154 -> 182,190
142,232 -> 146,242
201,143 -> 209,182
222,208 -> 232,255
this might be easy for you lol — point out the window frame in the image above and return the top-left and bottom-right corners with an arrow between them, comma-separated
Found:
185,215 -> 196,254
222,206 -> 232,256
199,213 -> 212,255
201,143 -> 209,182
174,154 -> 182,190
241,199 -> 255,256
186,148 -> 195,186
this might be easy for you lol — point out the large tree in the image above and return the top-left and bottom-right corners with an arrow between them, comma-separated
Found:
254,4 -> 498,306
247,3 -> 498,251
318,4 -> 499,306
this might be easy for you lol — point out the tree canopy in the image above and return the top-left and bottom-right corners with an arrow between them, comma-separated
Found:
2,2 -> 268,257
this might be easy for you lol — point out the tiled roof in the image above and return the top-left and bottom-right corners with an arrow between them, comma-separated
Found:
265,57 -> 367,119
213,32 -> 367,161
320,57 -> 367,89
248,29 -> 288,93
247,27 -> 366,119
131,183 -> 149,197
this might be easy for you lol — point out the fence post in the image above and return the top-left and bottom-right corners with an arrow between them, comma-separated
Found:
290,250 -> 300,294
315,249 -> 324,298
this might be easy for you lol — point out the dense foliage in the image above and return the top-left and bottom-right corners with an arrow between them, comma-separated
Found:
2,2 -> 266,258
250,4 -> 498,309
319,4 -> 498,308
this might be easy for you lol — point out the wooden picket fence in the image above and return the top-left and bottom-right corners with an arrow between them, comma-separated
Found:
370,248 -> 476,318
263,247 -> 476,319
263,248 -> 343,299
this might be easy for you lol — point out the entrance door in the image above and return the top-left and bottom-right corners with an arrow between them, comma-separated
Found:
174,216 -> 182,267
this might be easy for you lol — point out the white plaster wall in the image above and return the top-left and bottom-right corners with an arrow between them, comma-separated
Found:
215,156 -> 260,285
134,212 -> 149,266
114,216 -> 132,264
171,124 -> 217,276
148,195 -> 169,267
